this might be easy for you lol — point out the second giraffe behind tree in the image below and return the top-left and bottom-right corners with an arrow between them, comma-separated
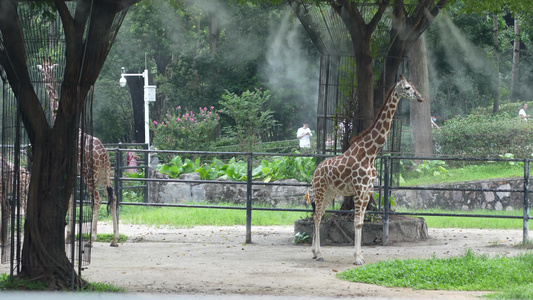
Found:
310,75 -> 423,265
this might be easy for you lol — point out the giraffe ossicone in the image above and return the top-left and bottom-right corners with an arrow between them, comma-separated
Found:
310,75 -> 423,265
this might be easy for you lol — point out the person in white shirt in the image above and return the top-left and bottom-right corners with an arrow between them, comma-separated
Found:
297,123 -> 312,148
519,103 -> 530,122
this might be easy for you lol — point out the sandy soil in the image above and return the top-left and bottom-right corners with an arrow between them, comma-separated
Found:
1,223 -> 529,298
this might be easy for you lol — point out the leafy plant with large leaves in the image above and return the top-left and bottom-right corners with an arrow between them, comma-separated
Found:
157,154 -> 316,183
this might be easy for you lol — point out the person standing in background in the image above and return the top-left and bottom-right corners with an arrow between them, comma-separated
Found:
519,103 -> 530,122
127,140 -> 140,171
297,123 -> 312,148
431,114 -> 440,129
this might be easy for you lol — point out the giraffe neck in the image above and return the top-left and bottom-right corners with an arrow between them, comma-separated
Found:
350,83 -> 402,157
37,63 -> 59,122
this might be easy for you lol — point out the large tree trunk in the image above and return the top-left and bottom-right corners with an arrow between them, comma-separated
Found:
492,14 -> 500,114
355,41 -> 375,134
209,12 -> 220,53
407,34 -> 434,158
22,127 -> 81,289
510,16 -> 520,102
126,75 -> 146,143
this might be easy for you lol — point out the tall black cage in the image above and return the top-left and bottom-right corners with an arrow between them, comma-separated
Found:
288,0 -> 404,155
0,3 -> 125,276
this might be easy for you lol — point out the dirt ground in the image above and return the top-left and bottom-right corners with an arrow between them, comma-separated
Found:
1,223 -> 530,299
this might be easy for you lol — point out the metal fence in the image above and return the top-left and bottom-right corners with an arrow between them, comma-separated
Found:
108,148 -> 532,244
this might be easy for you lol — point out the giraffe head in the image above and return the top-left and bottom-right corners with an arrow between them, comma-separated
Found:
37,56 -> 59,78
396,75 -> 424,103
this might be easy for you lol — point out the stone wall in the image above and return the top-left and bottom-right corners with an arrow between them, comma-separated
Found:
392,178 -> 527,211
148,170 -> 308,207
147,170 -> 528,211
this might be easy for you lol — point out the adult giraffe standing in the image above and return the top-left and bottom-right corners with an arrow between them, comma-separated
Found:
310,75 -> 423,265
37,57 -> 119,247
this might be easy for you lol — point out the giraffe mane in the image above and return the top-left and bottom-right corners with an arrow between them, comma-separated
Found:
348,79 -> 398,147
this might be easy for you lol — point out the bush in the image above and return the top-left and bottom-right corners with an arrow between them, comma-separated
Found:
151,106 -> 220,151
434,114 -> 533,158
220,88 -> 277,152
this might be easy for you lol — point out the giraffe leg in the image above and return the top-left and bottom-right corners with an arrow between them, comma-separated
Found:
88,183 -> 101,247
352,215 -> 365,265
311,189 -> 335,262
0,199 -> 7,246
311,211 -> 322,261
352,189 -> 371,265
108,186 -> 119,247
65,194 -> 75,244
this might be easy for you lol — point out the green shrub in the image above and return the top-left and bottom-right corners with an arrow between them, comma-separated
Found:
434,114 -> 533,158
220,88 -> 277,152
151,106 -> 220,151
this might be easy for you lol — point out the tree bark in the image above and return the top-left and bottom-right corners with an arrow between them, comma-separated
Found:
492,14 -> 500,114
407,34 -> 434,158
510,15 -> 520,102
375,0 -> 449,110
126,75 -> 146,143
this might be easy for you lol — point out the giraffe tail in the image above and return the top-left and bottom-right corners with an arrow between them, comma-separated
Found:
106,186 -> 114,213
304,190 -> 316,213
303,191 -> 311,205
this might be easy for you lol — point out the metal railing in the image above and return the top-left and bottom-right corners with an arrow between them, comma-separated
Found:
107,148 -> 532,244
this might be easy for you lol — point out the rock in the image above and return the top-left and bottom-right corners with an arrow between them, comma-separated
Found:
293,216 -> 429,245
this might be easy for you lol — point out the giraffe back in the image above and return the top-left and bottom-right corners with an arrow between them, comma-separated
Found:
79,132 -> 112,190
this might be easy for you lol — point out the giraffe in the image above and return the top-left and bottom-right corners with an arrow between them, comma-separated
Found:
310,75 -> 423,265
0,154 -> 30,246
66,131 -> 118,247
37,59 -> 119,247
37,57 -> 59,120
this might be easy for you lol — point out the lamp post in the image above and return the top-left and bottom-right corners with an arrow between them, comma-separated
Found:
119,66 -> 156,149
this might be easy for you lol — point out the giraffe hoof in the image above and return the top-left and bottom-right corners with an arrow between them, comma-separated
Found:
316,257 -> 324,262
110,243 -> 119,247
353,258 -> 365,265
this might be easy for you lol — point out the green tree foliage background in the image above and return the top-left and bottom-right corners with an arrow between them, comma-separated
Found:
93,0 -> 533,157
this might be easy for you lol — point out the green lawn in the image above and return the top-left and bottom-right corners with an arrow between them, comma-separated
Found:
337,250 -> 533,299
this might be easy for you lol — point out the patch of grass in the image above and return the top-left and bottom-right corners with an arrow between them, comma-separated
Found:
0,273 -> 47,291
337,250 -> 533,299
399,209 -> 528,230
402,163 -> 523,186
84,281 -> 124,292
96,233 -> 128,243
99,203 -> 528,230
98,203 -> 309,227
0,273 -> 124,292
74,233 -> 128,243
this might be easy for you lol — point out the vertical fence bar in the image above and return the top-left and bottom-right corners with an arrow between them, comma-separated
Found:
246,153 -> 253,244
114,149 -> 122,206
524,159 -> 530,243
144,145 -> 149,203
382,155 -> 390,245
